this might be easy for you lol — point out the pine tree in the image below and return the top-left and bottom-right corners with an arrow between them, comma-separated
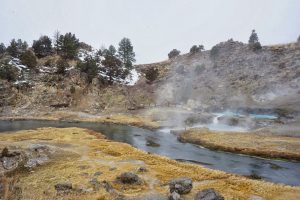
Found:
298,35 -> 300,43
118,38 -> 136,70
248,30 -> 262,51
102,46 -> 125,83
7,39 -> 28,58
6,39 -> 19,57
57,32 -> 79,59
0,43 -> 6,54
32,35 -> 53,58
77,56 -> 98,83
53,30 -> 61,54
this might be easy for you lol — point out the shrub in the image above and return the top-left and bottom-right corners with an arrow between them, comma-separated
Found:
210,45 -> 219,59
145,67 -> 159,82
194,64 -> 205,75
56,59 -> 69,74
70,85 -> 76,94
168,49 -> 180,59
20,50 -> 37,68
0,63 -> 19,81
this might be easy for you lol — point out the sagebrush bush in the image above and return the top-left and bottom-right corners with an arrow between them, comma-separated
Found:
20,50 -> 37,68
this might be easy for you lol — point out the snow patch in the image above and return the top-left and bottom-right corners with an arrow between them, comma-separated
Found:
125,69 -> 140,86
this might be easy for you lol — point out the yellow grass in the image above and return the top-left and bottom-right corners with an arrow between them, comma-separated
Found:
0,128 -> 300,199
180,128 -> 300,160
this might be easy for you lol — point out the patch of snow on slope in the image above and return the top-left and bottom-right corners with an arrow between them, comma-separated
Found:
125,69 -> 140,86
8,58 -> 28,71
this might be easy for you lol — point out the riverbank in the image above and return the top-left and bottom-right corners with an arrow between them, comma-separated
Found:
0,111 -> 160,130
0,127 -> 300,200
179,128 -> 300,160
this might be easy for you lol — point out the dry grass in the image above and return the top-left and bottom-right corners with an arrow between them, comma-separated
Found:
0,128 -> 299,199
179,128 -> 300,160
0,112 -> 160,129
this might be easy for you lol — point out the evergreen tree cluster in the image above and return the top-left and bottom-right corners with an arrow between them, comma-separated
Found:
190,45 -> 204,54
0,31 -> 136,84
32,36 -> 53,58
6,39 -> 28,58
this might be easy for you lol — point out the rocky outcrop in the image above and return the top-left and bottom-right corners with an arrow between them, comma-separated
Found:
169,177 -> 193,194
116,172 -> 142,185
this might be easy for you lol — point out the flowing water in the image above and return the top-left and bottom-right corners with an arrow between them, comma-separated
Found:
0,120 -> 299,186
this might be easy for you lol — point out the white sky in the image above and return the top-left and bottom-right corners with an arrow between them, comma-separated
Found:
0,0 -> 300,64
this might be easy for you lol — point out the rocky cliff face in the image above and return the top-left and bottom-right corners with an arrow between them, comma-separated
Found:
154,40 -> 300,111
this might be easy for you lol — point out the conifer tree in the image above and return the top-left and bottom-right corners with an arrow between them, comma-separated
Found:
118,38 -> 136,70
32,35 -> 53,58
248,30 -> 262,51
0,43 -> 6,54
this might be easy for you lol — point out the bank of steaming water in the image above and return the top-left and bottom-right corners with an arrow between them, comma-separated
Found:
0,120 -> 299,186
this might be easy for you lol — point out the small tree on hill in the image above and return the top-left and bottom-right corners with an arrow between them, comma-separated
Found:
77,56 -> 98,83
7,39 -> 28,58
298,35 -> 300,43
53,30 -> 61,54
20,50 -> 37,68
0,43 -> 6,55
248,30 -> 262,51
145,67 -> 159,83
190,45 -> 204,54
168,49 -> 180,59
57,32 -> 80,59
56,58 -> 69,74
32,35 -> 53,58
102,47 -> 125,83
6,39 -> 19,57
118,37 -> 136,71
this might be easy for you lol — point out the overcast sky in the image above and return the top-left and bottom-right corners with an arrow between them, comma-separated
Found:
1,0 -> 300,64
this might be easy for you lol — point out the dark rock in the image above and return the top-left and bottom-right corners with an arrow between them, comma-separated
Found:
194,188 -> 224,200
169,177 -> 193,194
54,182 -> 72,194
137,166 -> 148,173
2,156 -> 22,170
116,172 -> 142,184
168,191 -> 182,200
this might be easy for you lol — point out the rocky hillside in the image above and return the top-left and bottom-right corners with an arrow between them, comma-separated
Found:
147,40 -> 300,112
1,40 -> 300,117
